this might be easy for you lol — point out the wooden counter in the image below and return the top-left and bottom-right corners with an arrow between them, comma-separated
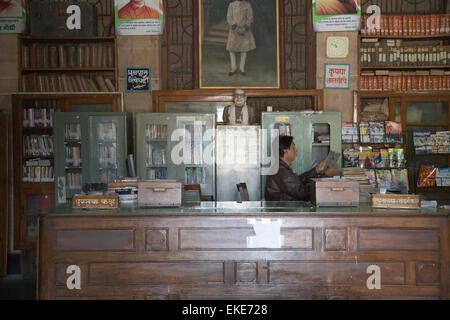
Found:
37,202 -> 450,300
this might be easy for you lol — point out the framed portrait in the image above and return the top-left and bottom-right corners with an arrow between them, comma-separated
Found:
199,0 -> 280,89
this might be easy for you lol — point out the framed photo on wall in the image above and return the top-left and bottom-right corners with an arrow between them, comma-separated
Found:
198,0 -> 280,89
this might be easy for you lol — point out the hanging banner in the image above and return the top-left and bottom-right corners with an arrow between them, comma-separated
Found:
0,0 -> 26,33
115,0 -> 164,35
312,0 -> 361,32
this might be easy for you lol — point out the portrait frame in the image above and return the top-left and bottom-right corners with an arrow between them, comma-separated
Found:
198,0 -> 280,89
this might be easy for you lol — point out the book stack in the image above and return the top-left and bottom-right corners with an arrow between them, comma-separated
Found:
146,168 -> 167,180
108,179 -> 140,204
23,107 -> 54,128
361,14 -> 450,36
341,167 -> 375,203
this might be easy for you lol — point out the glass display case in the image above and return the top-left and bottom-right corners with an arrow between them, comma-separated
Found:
261,111 -> 342,198
136,113 -> 216,199
53,112 -> 131,204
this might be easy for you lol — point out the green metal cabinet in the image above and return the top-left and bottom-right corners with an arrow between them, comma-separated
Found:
136,113 -> 216,199
261,111 -> 342,198
54,112 -> 131,204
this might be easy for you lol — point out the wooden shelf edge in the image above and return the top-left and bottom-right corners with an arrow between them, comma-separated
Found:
360,66 -> 450,70
360,33 -> 450,39
21,68 -> 116,72
20,35 -> 116,40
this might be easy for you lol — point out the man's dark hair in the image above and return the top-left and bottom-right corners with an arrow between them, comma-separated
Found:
279,135 -> 293,158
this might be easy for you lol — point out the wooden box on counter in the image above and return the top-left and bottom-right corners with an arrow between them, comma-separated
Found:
138,180 -> 182,207
371,194 -> 421,209
310,178 -> 359,207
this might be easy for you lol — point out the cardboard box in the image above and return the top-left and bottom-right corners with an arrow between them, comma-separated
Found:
371,194 -> 421,209
138,180 -> 182,207
310,178 -> 359,207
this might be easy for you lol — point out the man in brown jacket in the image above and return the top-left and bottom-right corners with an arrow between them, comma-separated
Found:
264,136 -> 338,201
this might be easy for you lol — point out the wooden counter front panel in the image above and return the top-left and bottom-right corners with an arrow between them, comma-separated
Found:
38,215 -> 449,300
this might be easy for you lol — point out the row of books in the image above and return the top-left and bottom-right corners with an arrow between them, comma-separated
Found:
360,41 -> 449,67
184,124 -> 206,165
360,75 -> 450,91
146,124 -> 167,140
342,121 -> 402,144
64,123 -> 81,140
65,145 -> 82,167
343,147 -> 405,169
98,122 -> 117,141
413,131 -> 450,154
22,43 -> 115,69
22,73 -> 116,92
361,14 -> 450,36
418,165 -> 449,187
146,144 -> 167,166
23,107 -> 54,128
185,167 -> 206,185
274,123 -> 292,137
146,167 -> 168,180
23,135 -> 53,157
98,145 -> 117,168
22,158 -> 53,182
66,172 -> 82,190
22,165 -> 54,182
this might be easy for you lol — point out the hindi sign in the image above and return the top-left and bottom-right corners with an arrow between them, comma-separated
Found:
115,0 -> 164,35
126,67 -> 151,92
312,0 -> 361,32
0,0 -> 26,33
324,63 -> 350,89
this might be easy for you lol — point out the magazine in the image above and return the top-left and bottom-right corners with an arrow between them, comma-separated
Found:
385,121 -> 403,143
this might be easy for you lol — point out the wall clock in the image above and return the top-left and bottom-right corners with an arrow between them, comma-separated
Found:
326,36 -> 349,58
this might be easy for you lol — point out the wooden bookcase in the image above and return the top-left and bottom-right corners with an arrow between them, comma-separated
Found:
358,91 -> 450,195
0,113 -> 8,278
358,13 -> 450,197
19,36 -> 118,93
359,14 -> 450,92
12,93 -> 122,249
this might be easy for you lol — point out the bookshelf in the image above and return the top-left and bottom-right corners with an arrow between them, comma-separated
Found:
136,113 -> 216,199
53,112 -> 131,204
0,113 -> 8,278
356,91 -> 450,196
359,13 -> 450,92
12,93 -> 122,249
19,36 -> 118,93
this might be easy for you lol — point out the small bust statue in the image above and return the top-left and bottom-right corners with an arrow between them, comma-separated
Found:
222,88 -> 256,125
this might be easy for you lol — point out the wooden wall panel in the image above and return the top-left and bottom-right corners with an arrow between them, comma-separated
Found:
358,229 -> 440,251
269,262 -> 405,285
38,213 -> 450,300
55,229 -> 135,251
88,262 -> 224,285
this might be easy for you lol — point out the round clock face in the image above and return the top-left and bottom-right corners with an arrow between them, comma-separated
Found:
326,37 -> 349,58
